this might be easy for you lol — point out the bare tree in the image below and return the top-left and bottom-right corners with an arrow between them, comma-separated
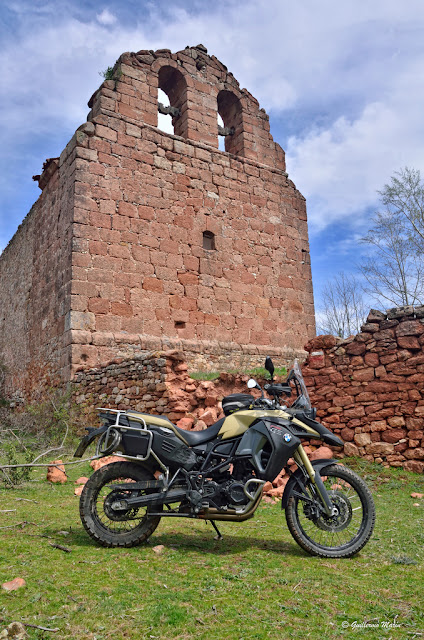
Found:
380,167 -> 424,252
317,272 -> 367,338
359,168 -> 424,307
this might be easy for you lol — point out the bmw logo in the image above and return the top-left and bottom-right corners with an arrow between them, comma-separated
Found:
283,433 -> 292,442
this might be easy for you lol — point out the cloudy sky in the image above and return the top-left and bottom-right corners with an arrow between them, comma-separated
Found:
1,0 -> 424,310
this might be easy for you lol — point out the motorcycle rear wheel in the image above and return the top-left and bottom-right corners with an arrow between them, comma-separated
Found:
285,464 -> 375,558
80,461 -> 162,548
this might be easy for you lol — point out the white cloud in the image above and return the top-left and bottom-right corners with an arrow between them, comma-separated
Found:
286,56 -> 424,232
96,9 -> 117,25
1,0 -> 424,253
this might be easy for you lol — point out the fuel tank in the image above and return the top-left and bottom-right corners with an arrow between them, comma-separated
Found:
218,409 -> 290,440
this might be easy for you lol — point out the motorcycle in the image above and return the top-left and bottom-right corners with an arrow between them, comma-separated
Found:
74,357 -> 375,558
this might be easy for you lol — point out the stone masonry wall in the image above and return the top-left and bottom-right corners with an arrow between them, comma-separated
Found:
0,44 -> 315,403
0,157 -> 74,400
66,44 -> 315,376
303,306 -> 424,473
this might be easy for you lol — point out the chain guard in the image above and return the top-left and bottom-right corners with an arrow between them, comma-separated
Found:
103,490 -> 140,522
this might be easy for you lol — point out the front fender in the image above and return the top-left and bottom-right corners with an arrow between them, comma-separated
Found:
281,458 -> 339,509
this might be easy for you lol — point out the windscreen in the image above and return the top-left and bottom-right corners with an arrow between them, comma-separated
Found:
292,359 -> 312,410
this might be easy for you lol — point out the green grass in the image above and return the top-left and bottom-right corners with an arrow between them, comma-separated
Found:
0,459 -> 423,640
188,371 -> 221,381
189,367 -> 287,382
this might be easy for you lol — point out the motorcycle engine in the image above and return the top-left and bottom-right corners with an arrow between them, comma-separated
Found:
202,479 -> 250,509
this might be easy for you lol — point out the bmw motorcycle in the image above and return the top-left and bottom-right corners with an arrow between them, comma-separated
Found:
74,358 -> 375,558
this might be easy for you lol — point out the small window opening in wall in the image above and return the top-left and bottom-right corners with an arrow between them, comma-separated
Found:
175,320 -> 186,329
203,231 -> 216,251
158,88 -> 174,135
217,113 -> 225,151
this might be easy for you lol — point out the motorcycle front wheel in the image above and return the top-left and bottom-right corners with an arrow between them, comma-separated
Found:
285,464 -> 375,558
79,461 -> 162,548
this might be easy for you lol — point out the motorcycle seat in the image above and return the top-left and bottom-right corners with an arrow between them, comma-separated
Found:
127,410 -> 225,446
171,417 -> 225,446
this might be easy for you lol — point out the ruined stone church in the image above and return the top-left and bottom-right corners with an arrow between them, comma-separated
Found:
0,45 -> 315,401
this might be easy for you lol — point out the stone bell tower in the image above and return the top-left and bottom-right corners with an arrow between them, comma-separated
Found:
0,44 -> 315,400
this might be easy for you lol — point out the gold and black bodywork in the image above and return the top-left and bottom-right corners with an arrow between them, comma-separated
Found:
75,358 -> 376,558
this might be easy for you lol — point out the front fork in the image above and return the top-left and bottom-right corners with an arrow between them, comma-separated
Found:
293,445 -> 337,517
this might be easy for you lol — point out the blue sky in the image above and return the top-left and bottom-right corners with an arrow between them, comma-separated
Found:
1,0 -> 424,311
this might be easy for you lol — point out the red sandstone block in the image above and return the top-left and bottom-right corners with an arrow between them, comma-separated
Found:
111,302 -> 133,317
108,245 -> 131,260
98,152 -> 120,166
178,272 -> 199,286
138,205 -> 155,220
75,194 -> 98,212
89,240 -> 108,256
89,138 -> 111,154
112,215 -> 131,231
397,336 -> 421,350
143,277 -> 163,293
99,200 -> 116,214
96,315 -> 122,332
72,253 -> 92,268
72,280 -> 98,296
90,211 -> 111,229
87,268 -> 114,284
118,201 -> 137,218
88,297 -> 110,314
351,368 -> 375,382
96,124 -> 117,142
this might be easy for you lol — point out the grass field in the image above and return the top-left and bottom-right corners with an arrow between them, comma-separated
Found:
0,458 -> 423,640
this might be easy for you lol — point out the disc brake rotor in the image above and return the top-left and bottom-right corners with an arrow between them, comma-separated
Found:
314,491 -> 353,532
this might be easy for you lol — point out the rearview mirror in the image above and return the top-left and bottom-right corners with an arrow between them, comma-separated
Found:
247,378 -> 260,390
265,356 -> 275,378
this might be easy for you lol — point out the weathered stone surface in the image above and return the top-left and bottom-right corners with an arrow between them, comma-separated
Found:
396,320 -> 424,336
305,335 -> 338,352
367,309 -> 386,323
46,460 -> 67,484
387,305 -> 414,319
340,427 -> 355,442
404,447 -> 424,460
397,336 -> 421,350
345,341 -> 366,356
309,446 -> 334,460
367,442 -> 394,455
381,429 -> 406,444
404,460 -> 424,473
2,578 -> 26,592
344,442 -> 359,457
354,433 -> 371,447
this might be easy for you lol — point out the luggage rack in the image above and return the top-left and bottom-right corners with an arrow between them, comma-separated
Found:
95,408 -> 170,483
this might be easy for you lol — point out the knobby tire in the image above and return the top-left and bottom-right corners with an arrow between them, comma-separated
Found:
79,461 -> 162,548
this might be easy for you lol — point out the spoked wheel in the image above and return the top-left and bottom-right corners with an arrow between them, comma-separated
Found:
285,464 -> 375,558
79,462 -> 162,548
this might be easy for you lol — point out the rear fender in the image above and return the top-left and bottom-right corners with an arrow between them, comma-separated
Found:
281,459 -> 339,509
74,426 -> 109,458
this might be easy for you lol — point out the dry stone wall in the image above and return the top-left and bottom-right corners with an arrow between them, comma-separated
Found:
303,306 -> 424,473
73,349 -> 251,427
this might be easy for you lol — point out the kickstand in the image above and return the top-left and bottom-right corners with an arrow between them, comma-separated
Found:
210,520 -> 223,540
